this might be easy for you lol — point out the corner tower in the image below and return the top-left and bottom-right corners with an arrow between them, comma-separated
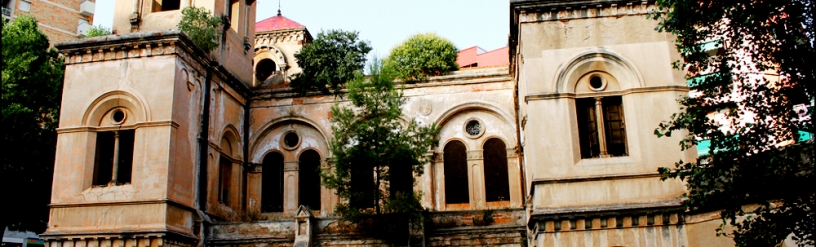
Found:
252,11 -> 312,88
42,1 -> 255,247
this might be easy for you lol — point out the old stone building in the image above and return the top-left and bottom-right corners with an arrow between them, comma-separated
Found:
39,0 -> 756,246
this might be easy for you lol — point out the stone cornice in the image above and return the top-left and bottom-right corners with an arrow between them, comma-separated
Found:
251,67 -> 513,100
255,28 -> 312,46
55,30 -> 253,99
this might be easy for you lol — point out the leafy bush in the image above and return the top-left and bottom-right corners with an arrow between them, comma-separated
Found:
385,33 -> 458,81
85,25 -> 111,38
178,6 -> 221,53
290,30 -> 371,96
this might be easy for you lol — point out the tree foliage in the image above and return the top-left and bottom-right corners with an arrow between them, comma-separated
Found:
384,33 -> 458,81
290,30 -> 372,96
651,0 -> 815,246
178,6 -> 221,53
85,25 -> 112,38
1,15 -> 64,235
322,57 -> 439,238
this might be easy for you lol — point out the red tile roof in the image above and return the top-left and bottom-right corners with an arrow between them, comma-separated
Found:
456,46 -> 509,68
256,13 -> 305,32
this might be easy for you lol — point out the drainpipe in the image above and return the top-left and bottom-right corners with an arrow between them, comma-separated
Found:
197,65 -> 214,247
243,96 -> 251,211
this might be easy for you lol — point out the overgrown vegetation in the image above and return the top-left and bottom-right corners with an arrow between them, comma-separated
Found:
322,57 -> 439,242
85,25 -> 112,38
650,0 -> 815,246
1,15 -> 64,237
290,30 -> 372,96
384,33 -> 458,81
178,6 -> 221,53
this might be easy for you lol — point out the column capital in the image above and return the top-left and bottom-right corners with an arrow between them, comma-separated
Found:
284,161 -> 299,171
466,150 -> 483,160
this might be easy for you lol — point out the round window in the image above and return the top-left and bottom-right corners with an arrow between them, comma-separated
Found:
464,119 -> 485,138
588,76 -> 606,91
283,132 -> 300,149
111,109 -> 126,124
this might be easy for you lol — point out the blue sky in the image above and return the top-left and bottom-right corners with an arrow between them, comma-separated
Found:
93,0 -> 510,56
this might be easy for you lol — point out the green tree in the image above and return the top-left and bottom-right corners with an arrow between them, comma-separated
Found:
85,25 -> 112,38
290,30 -> 372,96
651,0 -> 815,246
322,57 -> 439,239
384,33 -> 458,81
1,15 -> 64,236
178,6 -> 221,53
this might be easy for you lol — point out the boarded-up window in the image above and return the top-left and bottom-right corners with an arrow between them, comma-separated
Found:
389,153 -> 414,199
444,140 -> 469,204
576,96 -> 628,158
93,130 -> 135,186
299,150 -> 321,210
219,155 -> 232,204
351,158 -> 374,209
262,152 -> 284,212
483,138 -> 510,202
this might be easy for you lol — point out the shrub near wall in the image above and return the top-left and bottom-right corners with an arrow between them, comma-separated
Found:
385,33 -> 458,81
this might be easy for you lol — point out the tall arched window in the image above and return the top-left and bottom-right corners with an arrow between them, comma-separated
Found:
483,138 -> 510,202
262,152 -> 284,212
299,150 -> 321,210
444,140 -> 469,204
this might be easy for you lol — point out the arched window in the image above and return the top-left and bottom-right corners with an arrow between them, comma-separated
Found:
351,158 -> 375,209
262,152 -> 284,212
483,138 -> 510,202
444,140 -> 469,204
255,59 -> 277,82
218,138 -> 234,205
389,153 -> 414,199
299,150 -> 321,210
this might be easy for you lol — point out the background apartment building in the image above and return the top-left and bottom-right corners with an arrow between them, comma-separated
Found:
2,0 -> 95,44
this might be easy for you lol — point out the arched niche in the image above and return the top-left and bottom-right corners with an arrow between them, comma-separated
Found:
83,90 -> 149,127
219,125 -> 242,160
434,102 -> 517,152
250,119 -> 329,163
554,49 -> 645,93
253,45 -> 287,87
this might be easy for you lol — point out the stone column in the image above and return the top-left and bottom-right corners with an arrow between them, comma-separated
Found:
433,152 -> 445,211
284,161 -> 299,214
467,149 -> 485,209
506,147 -> 523,207
246,163 -> 262,213
419,151 -> 435,209
320,158 -> 333,216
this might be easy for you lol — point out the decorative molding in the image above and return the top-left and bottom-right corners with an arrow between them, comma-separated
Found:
57,120 -> 179,133
254,29 -> 310,47
515,1 -> 661,23
506,147 -> 519,158
525,85 -> 689,102
531,172 -> 662,185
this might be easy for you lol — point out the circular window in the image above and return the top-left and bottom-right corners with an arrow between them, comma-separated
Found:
464,118 -> 485,138
588,75 -> 606,91
283,131 -> 300,150
111,109 -> 126,124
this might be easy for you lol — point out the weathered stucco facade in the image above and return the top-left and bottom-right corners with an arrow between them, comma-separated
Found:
42,0 -> 752,246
